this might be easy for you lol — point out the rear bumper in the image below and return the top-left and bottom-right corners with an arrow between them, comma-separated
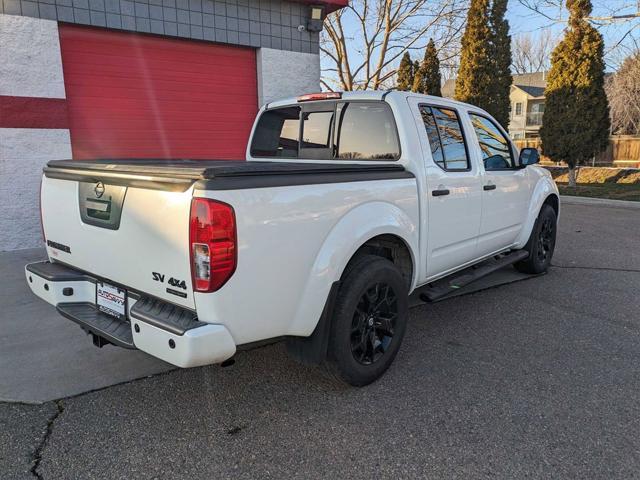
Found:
25,261 -> 236,368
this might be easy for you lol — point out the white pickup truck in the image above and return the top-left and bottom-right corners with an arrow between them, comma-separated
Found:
26,91 -> 558,386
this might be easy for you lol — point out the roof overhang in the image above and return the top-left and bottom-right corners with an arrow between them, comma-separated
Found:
294,0 -> 349,14
511,85 -> 545,99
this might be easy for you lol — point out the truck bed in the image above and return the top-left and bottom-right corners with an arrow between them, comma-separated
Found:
44,159 -> 413,191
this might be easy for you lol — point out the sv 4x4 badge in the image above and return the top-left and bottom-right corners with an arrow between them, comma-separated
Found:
152,272 -> 188,298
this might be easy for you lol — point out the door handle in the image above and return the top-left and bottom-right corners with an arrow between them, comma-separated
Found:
483,184 -> 496,191
432,189 -> 450,197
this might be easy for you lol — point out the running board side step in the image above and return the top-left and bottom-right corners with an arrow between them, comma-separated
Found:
418,250 -> 529,303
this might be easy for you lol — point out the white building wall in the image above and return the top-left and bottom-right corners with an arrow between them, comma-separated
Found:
0,14 -> 66,98
256,48 -> 321,107
0,129 -> 72,250
0,14 -> 71,251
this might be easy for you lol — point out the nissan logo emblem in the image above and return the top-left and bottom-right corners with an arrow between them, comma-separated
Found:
94,181 -> 105,198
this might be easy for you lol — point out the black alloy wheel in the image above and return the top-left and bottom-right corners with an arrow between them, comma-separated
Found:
350,283 -> 398,365
514,203 -> 557,274
324,255 -> 408,386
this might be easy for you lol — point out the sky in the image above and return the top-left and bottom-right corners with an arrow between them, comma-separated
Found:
507,0 -> 639,68
321,0 -> 640,87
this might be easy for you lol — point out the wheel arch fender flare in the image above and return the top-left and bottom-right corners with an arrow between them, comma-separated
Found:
287,200 -> 419,338
515,174 -> 560,248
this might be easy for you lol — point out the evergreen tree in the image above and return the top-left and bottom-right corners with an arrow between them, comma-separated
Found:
487,0 -> 512,127
412,38 -> 442,96
455,0 -> 511,126
396,52 -> 415,91
540,0 -> 610,186
454,0 -> 492,108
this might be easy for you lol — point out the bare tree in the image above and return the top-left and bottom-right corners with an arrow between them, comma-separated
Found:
320,0 -> 468,91
606,51 -> 640,135
512,30 -> 557,73
515,0 -> 640,68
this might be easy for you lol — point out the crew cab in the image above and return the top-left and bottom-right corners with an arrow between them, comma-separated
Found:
26,91 -> 559,386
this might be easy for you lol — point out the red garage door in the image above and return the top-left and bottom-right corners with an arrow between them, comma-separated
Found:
59,25 -> 257,160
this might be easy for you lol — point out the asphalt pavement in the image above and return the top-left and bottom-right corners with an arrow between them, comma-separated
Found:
1,202 -> 639,479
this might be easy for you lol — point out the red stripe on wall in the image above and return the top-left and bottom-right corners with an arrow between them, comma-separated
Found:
0,96 -> 69,129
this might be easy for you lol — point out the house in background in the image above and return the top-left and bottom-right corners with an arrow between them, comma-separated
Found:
441,72 -> 547,139
507,72 -> 546,140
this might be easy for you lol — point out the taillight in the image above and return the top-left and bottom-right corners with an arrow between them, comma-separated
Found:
39,176 -> 45,243
189,198 -> 237,292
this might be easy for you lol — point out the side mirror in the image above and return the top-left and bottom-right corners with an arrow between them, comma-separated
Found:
519,147 -> 540,166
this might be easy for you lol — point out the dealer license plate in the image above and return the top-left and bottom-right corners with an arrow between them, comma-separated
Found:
96,282 -> 126,319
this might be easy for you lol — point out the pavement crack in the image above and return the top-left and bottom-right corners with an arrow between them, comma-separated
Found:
551,264 -> 640,274
30,400 -> 64,480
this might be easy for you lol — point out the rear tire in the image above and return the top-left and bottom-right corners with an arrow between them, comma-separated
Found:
514,204 -> 557,274
324,255 -> 408,387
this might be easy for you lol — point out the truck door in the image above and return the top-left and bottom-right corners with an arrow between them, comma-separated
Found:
410,100 -> 483,278
466,113 -> 532,255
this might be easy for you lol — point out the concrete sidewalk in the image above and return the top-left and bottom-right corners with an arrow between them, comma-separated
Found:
0,248 -> 173,404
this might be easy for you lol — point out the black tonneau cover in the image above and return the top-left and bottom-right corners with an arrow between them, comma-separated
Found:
44,159 -> 413,191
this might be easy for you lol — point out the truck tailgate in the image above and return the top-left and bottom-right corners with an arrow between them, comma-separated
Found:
41,174 -> 195,309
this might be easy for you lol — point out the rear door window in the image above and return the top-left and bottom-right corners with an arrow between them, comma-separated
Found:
250,107 -> 300,158
335,102 -> 400,160
419,105 -> 470,171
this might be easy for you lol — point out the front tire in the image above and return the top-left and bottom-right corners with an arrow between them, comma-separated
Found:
514,204 -> 557,274
324,255 -> 409,387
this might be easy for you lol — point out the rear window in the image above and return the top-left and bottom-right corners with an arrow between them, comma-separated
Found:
250,101 -> 400,161
302,111 -> 334,149
335,102 -> 400,160
250,107 -> 300,158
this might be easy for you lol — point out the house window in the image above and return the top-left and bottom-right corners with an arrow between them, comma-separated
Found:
531,103 -> 545,113
515,102 -> 523,116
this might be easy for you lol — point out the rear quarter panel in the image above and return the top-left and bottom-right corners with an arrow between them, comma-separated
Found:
193,178 -> 419,345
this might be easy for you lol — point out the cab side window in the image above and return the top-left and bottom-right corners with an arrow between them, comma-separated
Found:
468,113 -> 514,170
419,105 -> 470,171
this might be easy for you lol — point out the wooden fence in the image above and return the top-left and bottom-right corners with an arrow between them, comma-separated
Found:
514,135 -> 640,168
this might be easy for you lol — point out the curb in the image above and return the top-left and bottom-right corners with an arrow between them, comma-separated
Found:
560,195 -> 640,209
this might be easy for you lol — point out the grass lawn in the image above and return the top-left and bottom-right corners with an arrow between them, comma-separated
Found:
557,183 -> 640,202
